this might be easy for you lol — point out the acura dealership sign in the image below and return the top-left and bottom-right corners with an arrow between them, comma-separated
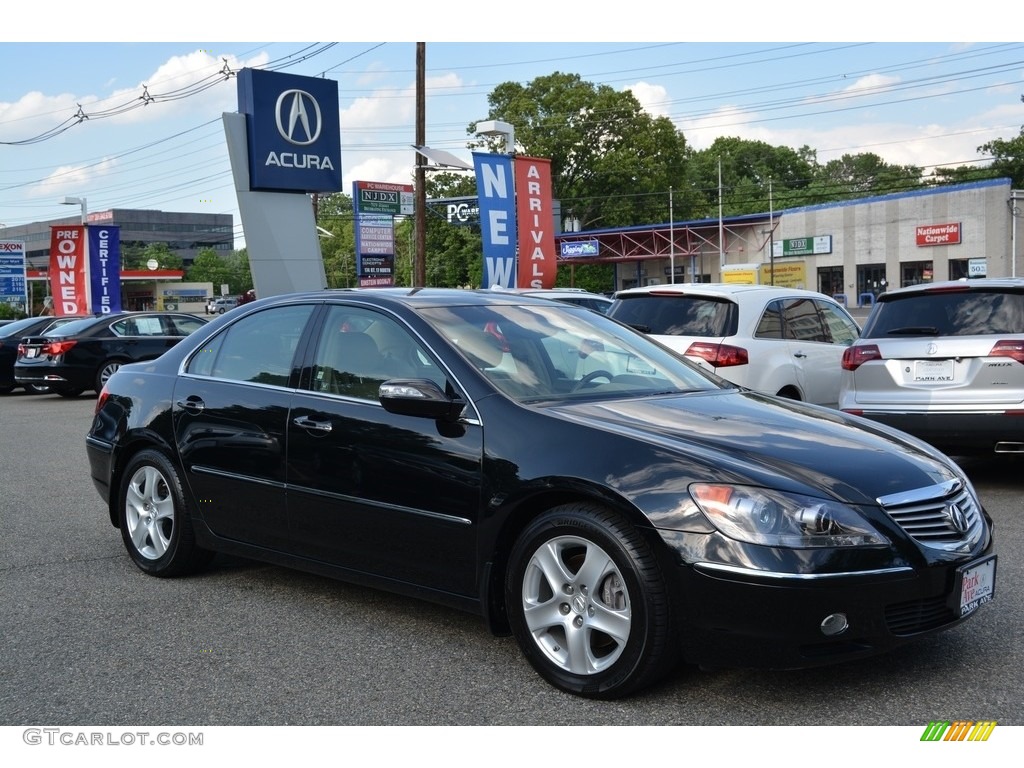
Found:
237,68 -> 342,192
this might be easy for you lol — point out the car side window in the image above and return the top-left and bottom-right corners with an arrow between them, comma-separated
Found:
309,306 -> 445,399
187,305 -> 314,387
166,315 -> 207,336
782,298 -> 828,343
816,301 -> 860,345
754,300 -> 784,339
111,316 -> 165,337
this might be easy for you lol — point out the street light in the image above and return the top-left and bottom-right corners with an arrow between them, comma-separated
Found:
62,196 -> 87,224
476,120 -> 515,154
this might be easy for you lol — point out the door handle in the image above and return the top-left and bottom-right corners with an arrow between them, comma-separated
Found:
793,352 -> 807,359
175,396 -> 205,413
293,416 -> 333,433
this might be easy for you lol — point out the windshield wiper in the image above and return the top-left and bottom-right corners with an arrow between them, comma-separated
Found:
885,326 -> 939,336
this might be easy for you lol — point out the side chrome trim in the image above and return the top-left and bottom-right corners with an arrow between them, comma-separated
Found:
694,561 -> 915,581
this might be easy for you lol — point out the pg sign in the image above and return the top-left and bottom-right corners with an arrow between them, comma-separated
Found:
237,68 -> 342,193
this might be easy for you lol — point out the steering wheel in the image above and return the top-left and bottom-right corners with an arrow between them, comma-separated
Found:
573,370 -> 614,391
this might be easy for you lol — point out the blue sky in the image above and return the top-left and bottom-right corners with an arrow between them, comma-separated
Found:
2,3 -> 1023,249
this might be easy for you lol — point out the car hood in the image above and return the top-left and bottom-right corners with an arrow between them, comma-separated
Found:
545,390 -> 960,506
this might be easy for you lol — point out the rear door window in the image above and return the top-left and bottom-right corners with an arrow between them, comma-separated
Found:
610,295 -> 737,336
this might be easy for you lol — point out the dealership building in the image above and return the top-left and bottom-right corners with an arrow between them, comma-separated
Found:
555,178 -> 1022,306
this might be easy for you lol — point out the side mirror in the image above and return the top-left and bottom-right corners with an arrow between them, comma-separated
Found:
379,378 -> 465,422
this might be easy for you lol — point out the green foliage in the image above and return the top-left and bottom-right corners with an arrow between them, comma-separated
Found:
184,247 -> 252,295
0,302 -> 26,320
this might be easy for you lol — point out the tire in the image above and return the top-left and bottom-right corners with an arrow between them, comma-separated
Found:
118,449 -> 211,577
95,360 -> 123,393
505,502 -> 677,699
56,388 -> 85,398
0,384 -> 13,395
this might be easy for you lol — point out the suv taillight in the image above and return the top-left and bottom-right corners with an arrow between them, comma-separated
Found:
685,341 -> 748,368
990,340 -> 1024,364
842,344 -> 882,371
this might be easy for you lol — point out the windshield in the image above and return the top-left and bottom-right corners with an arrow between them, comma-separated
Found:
864,289 -> 1024,337
420,302 -> 724,402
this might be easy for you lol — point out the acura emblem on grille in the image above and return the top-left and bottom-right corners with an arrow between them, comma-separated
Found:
945,502 -> 969,534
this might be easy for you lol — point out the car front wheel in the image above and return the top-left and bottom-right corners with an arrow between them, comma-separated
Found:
118,449 -> 211,577
505,502 -> 677,698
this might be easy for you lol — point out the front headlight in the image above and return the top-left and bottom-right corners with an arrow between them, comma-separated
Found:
689,484 -> 889,548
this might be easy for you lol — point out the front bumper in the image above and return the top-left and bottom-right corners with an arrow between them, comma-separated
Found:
658,528 -> 995,670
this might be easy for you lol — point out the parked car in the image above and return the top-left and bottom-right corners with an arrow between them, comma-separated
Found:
0,315 -> 89,394
840,278 -> 1024,454
608,283 -> 861,407
492,287 -> 613,314
15,311 -> 208,397
86,288 -> 994,699
206,296 -> 239,315
237,288 -> 257,306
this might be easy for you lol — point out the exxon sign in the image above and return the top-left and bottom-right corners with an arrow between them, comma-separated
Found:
237,68 -> 342,193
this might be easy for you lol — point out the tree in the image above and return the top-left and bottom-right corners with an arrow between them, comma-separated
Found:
976,127 -> 1024,187
315,192 -> 357,288
803,152 -> 924,204
687,137 -> 817,218
473,72 -> 693,230
185,248 -> 251,295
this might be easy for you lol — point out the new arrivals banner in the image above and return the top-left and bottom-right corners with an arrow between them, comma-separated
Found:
514,156 -> 556,289
88,225 -> 122,313
473,152 -> 517,288
49,225 -> 89,316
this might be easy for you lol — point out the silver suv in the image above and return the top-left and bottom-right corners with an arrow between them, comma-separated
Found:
839,278 -> 1024,454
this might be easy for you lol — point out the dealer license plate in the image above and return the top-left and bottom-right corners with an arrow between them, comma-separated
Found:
957,556 -> 996,617
913,359 -> 954,383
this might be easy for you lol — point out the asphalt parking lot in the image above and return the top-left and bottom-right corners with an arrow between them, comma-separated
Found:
1,390 -> 1021,726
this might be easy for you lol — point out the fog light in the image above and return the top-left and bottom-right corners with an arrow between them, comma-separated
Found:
820,613 -> 849,636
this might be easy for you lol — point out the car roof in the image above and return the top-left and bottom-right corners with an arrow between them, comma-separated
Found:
250,287 -> 588,311
613,282 -> 827,299
878,278 -> 1024,299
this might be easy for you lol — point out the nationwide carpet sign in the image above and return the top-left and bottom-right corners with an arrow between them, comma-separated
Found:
49,225 -> 122,315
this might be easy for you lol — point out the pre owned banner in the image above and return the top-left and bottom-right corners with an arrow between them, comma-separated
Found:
88,225 -> 122,313
49,226 -> 89,316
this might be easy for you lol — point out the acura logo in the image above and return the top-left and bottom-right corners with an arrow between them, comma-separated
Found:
927,343 -> 938,356
275,89 -> 322,146
945,502 -> 969,534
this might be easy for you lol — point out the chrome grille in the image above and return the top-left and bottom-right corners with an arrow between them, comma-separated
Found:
877,479 -> 983,551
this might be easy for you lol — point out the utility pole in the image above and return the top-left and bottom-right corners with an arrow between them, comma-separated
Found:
414,42 -> 427,287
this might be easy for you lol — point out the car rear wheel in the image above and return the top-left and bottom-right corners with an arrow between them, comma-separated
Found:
55,388 -> 85,398
118,449 -> 211,577
95,360 -> 123,392
505,502 -> 677,698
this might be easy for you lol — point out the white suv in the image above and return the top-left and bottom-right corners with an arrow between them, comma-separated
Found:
608,283 -> 860,407
839,278 -> 1024,454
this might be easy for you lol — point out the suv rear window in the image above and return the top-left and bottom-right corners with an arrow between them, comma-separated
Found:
863,288 -> 1024,338
609,294 -> 738,337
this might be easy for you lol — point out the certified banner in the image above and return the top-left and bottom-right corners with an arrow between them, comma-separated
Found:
88,225 -> 122,313
49,225 -> 89,316
514,156 -> 556,289
474,152 -> 517,288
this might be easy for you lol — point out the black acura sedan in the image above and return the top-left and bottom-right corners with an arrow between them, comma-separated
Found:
85,289 -> 996,698
15,311 -> 207,397
0,315 -> 88,394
